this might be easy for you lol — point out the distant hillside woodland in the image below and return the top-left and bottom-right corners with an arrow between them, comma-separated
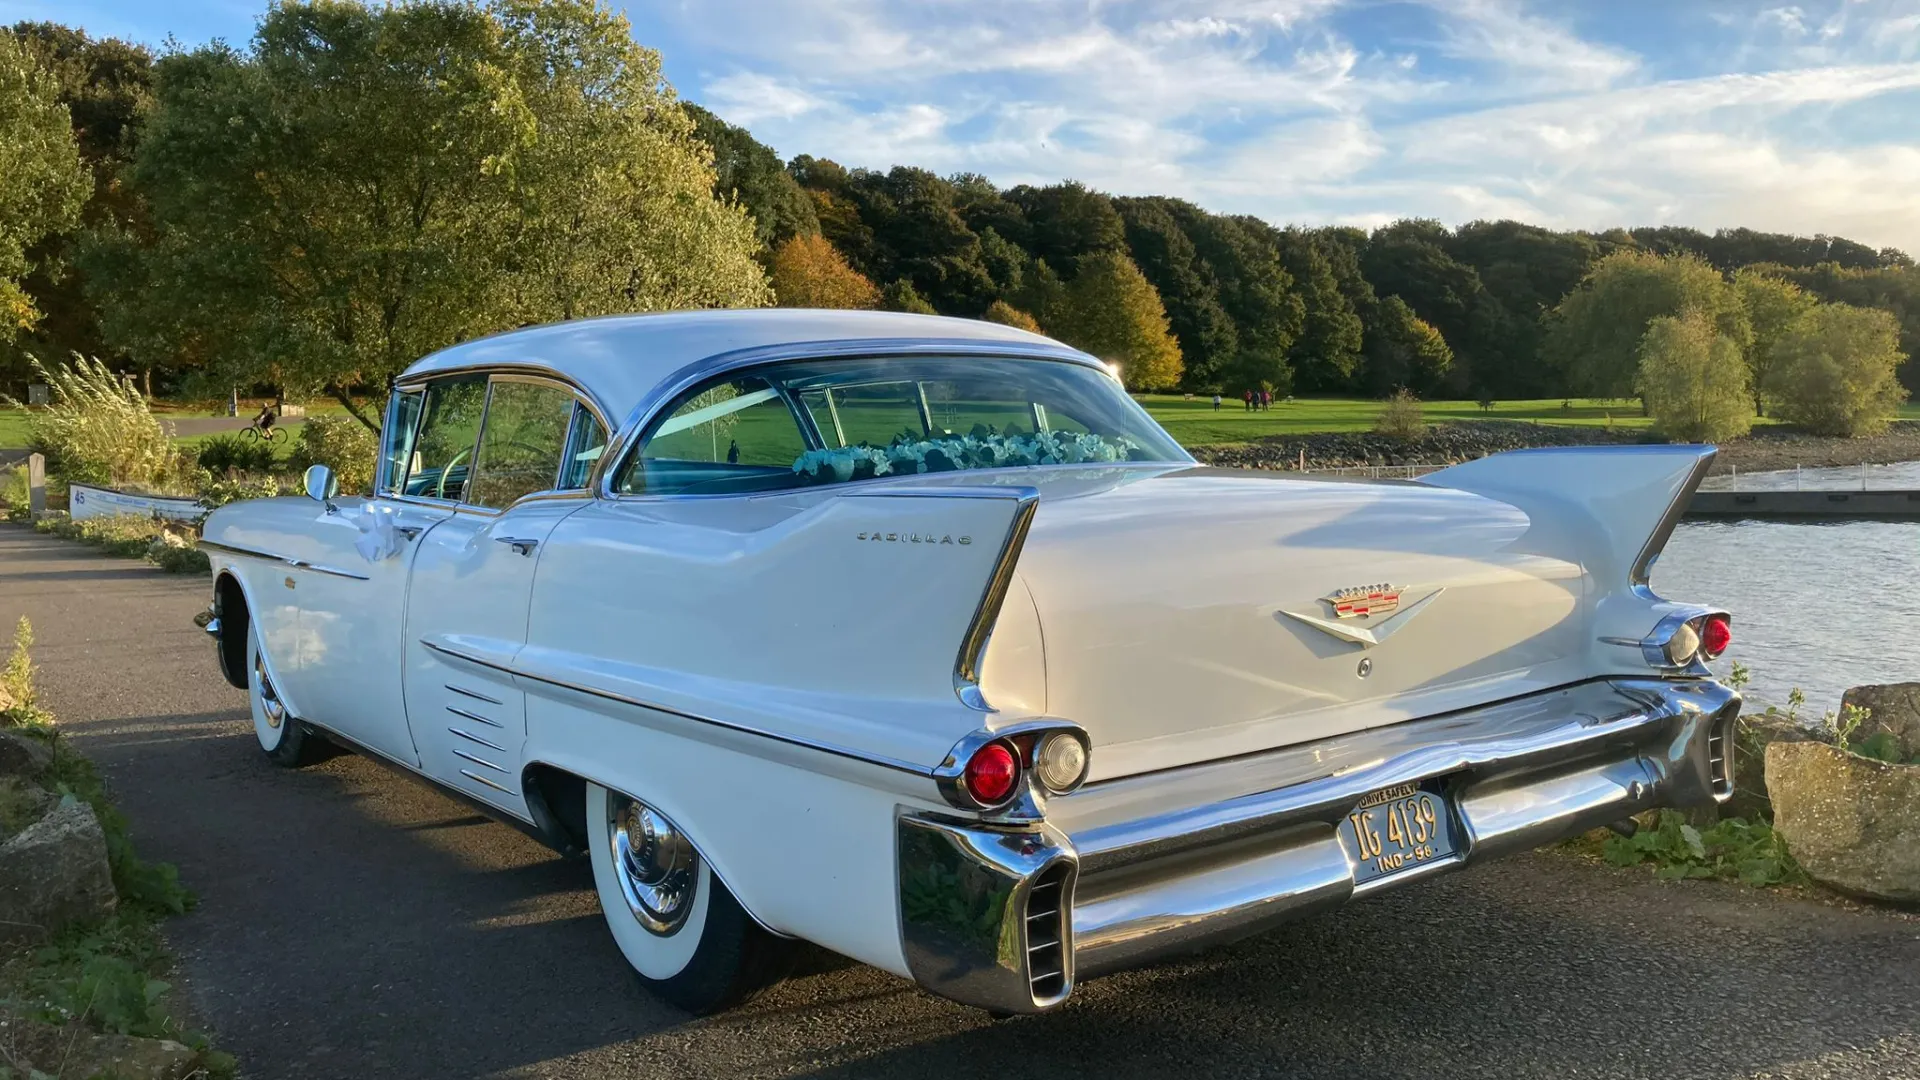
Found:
2,5 -> 1914,429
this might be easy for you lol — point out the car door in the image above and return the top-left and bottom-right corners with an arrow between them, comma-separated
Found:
400,375 -> 608,814
280,384 -> 462,766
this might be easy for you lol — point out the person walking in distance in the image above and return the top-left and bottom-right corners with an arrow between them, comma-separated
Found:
1211,393 -> 1222,411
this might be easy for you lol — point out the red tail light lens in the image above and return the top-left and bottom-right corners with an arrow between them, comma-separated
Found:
1700,614 -> 1732,659
963,742 -> 1019,805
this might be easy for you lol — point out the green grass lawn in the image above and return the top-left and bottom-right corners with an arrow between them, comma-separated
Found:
1138,395 -> 1920,447
5,396 -> 1920,455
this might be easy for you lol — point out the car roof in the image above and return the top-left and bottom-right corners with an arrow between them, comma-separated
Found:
398,308 -> 1090,428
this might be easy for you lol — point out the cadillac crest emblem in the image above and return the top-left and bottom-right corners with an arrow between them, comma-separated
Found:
1325,584 -> 1402,620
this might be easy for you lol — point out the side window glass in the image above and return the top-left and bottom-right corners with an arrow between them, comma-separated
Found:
618,377 -> 809,495
469,380 -> 577,508
559,405 -> 608,490
400,375 -> 487,502
380,389 -> 424,495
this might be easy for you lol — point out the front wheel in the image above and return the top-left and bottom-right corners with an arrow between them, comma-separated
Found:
246,623 -> 325,767
585,783 -> 794,1014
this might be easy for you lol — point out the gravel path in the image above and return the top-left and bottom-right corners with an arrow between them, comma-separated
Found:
2,523 -> 1918,1080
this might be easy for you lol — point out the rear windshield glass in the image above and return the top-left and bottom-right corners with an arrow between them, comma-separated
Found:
614,355 -> 1187,497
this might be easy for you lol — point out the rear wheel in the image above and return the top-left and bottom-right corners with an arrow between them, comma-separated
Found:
246,625 -> 324,767
585,782 -> 794,1014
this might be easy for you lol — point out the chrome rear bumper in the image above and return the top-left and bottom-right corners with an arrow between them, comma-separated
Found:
896,677 -> 1738,1013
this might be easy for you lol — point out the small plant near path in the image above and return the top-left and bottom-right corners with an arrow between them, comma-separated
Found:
1600,812 -> 1805,886
0,618 -> 235,1077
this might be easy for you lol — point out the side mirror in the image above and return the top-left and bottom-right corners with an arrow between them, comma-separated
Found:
304,464 -> 340,510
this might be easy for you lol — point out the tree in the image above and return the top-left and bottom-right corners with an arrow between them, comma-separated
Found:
981,299 -> 1040,332
769,234 -> 877,309
881,278 -> 936,314
91,0 -> 767,429
0,31 -> 87,341
847,166 -> 992,313
1361,220 -> 1500,394
7,24 -> 153,382
1115,197 -> 1235,388
1007,182 -> 1126,276
1049,250 -> 1182,391
1545,250 -> 1750,399
1770,303 -> 1909,436
1760,261 -> 1920,395
1733,269 -> 1816,415
1635,309 -> 1752,442
1185,213 -> 1302,391
1362,296 -> 1453,395
1275,227 -> 1363,391
683,102 -> 817,246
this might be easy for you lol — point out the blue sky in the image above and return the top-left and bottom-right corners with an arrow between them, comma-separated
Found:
13,0 -> 1920,253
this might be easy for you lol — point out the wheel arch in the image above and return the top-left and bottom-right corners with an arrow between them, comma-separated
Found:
520,757 -> 793,941
213,570 -> 251,690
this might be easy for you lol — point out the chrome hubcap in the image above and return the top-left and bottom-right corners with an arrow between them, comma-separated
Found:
254,655 -> 285,730
608,795 -> 697,936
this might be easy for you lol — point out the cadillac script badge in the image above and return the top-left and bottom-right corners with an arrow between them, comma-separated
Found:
1326,584 -> 1402,620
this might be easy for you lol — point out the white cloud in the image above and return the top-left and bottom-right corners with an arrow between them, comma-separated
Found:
641,0 -> 1920,254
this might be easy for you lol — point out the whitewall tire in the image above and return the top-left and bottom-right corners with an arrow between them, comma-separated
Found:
586,782 -> 795,1014
246,623 -> 323,767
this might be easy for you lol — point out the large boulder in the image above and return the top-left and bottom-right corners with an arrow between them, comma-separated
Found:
1733,711 -> 1816,820
1767,741 -> 1920,904
0,726 -> 53,778
1840,682 -> 1920,759
0,795 -> 117,939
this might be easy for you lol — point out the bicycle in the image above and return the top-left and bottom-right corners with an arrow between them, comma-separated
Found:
244,419 -> 284,443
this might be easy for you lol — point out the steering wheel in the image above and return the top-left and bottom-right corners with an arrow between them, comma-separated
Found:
434,446 -> 473,500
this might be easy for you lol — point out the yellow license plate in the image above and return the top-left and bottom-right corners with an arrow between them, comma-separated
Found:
1343,783 -> 1457,883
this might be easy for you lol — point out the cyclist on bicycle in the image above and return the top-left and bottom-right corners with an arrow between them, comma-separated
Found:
252,403 -> 277,438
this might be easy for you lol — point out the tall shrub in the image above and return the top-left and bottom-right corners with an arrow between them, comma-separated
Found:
1635,310 -> 1753,442
292,414 -> 377,494
9,354 -> 179,487
1770,303 -> 1909,436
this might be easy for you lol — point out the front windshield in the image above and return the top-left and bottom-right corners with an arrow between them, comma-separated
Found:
615,355 -> 1188,497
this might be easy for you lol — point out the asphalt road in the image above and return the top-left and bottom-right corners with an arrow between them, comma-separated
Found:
3,523 -> 1919,1080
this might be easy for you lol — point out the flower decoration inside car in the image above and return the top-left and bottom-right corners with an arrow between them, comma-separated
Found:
792,427 -> 1145,485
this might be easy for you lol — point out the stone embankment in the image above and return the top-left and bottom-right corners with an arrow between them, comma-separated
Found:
1189,419 -> 1920,475
1191,420 -> 1639,471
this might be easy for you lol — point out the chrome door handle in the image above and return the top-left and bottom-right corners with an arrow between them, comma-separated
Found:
495,536 -> 539,556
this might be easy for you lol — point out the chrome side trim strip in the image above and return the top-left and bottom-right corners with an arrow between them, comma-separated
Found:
448,727 -> 507,753
446,704 -> 503,729
198,540 -> 372,581
459,767 -> 514,794
446,684 -> 504,706
421,638 -> 932,778
951,488 -> 1040,713
452,747 -> 509,773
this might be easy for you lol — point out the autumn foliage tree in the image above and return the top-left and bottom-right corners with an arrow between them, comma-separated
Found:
769,233 -> 878,309
981,299 -> 1041,333
1049,250 -> 1183,391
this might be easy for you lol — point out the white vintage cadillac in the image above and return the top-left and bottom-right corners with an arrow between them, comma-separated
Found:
199,309 -> 1739,1015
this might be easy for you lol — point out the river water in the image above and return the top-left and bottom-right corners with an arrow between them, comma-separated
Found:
1654,462 -> 1920,714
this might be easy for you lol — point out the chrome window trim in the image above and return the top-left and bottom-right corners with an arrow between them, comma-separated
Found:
595,339 -> 1157,500
395,362 -> 613,434
385,369 -> 608,515
199,539 -> 372,581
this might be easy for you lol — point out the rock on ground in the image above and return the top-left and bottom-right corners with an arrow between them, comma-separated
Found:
10,1017 -> 200,1080
0,796 -> 116,941
1840,683 -> 1920,759
1733,712 -> 1817,820
1768,741 -> 1920,905
0,728 -> 52,778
